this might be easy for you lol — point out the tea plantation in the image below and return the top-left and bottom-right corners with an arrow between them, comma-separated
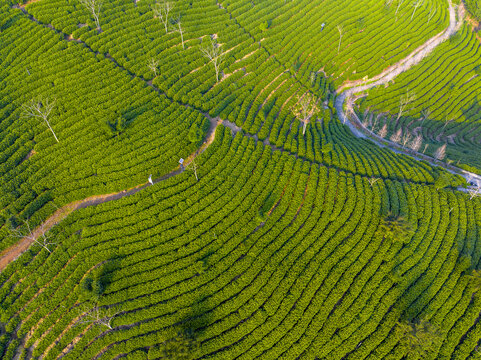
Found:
1,0 -> 481,358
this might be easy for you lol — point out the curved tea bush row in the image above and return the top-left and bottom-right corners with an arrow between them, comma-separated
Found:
0,128 -> 481,359
0,8 -> 208,250
222,0 -> 449,87
360,23 -> 481,171
1,0 -> 459,254
18,0 -> 454,171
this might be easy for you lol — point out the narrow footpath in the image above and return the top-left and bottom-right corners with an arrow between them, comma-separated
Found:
1,0 -> 479,272
334,0 -> 481,186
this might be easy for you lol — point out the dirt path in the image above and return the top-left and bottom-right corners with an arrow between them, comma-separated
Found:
334,0 -> 481,186
0,111 -> 273,272
337,1 -> 462,93
2,0 -> 476,271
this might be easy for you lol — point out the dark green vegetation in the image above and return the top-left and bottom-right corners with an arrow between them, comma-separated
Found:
3,128 -> 481,359
465,0 -> 481,19
1,0 -> 481,358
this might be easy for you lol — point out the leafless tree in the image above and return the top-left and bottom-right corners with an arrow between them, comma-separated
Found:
368,177 -> 380,187
152,1 -> 173,33
9,218 -> 56,253
421,107 -> 431,124
200,37 -> 226,83
378,123 -> 388,138
411,0 -> 424,20
361,111 -> 370,128
79,0 -> 102,30
468,186 -> 481,200
434,144 -> 446,161
401,131 -> 412,148
390,128 -> 402,143
337,25 -> 343,54
427,5 -> 435,24
372,115 -> 380,133
292,93 -> 320,135
422,143 -> 428,154
396,90 -> 416,121
186,159 -> 199,181
395,0 -> 406,18
173,16 -> 185,49
148,58 -> 159,77
409,134 -> 423,151
77,305 -> 118,330
442,117 -> 453,130
22,97 -> 58,143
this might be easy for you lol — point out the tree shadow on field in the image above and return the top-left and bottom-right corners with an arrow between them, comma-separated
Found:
383,211 -> 481,358
176,297 -> 214,341
0,10 -> 23,33
149,296 -> 214,359
81,254 -> 124,298
461,97 -> 481,122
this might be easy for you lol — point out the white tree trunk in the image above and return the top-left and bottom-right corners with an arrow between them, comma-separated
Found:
46,121 -> 59,143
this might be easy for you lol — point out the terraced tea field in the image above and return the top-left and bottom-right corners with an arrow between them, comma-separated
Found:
1,0 -> 481,358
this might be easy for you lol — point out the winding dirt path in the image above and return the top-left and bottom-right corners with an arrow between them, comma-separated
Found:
0,115 -> 247,272
2,0 -> 478,272
334,0 -> 481,186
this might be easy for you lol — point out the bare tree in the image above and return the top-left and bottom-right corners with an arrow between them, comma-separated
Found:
372,115 -> 380,133
200,37 -> 226,83
427,5 -> 435,24
337,25 -> 343,54
378,123 -> 388,138
395,0 -> 406,18
442,117 -> 453,130
422,143 -> 428,154
396,90 -> 416,121
9,218 -> 56,253
421,107 -> 431,123
292,93 -> 320,135
401,131 -> 412,148
411,0 -> 424,20
434,144 -> 446,161
186,159 -> 199,181
468,187 -> 481,200
368,177 -> 380,187
173,16 -> 185,49
152,1 -> 173,33
409,134 -> 423,151
148,58 -> 159,77
77,305 -> 118,330
390,128 -> 402,143
79,0 -> 102,30
22,97 -> 59,143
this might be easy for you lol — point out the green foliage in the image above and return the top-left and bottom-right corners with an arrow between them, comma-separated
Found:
395,319 -> 442,358
376,212 -> 414,244
81,277 -> 105,298
465,0 -> 481,20
2,1 -> 481,359
258,20 -> 270,31
188,121 -> 206,145
148,331 -> 199,360
475,64 -> 481,75
105,116 -> 128,139
356,17 -> 365,30
466,269 -> 481,294
434,172 -> 452,190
